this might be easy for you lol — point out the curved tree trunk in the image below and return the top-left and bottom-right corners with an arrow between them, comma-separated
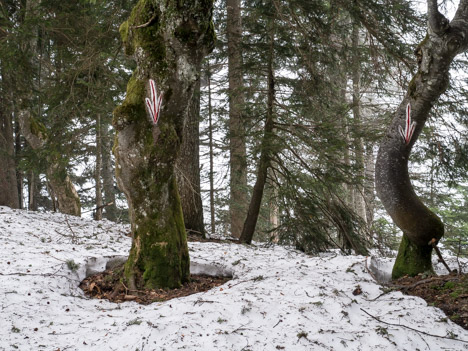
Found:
113,0 -> 214,289
18,110 -> 81,216
176,75 -> 206,237
376,0 -> 468,279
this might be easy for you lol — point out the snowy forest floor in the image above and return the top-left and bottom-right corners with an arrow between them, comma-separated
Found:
2,206 -> 468,350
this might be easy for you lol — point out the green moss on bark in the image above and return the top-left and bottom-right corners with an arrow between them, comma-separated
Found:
392,234 -> 434,280
115,0 -> 214,290
124,176 -> 189,289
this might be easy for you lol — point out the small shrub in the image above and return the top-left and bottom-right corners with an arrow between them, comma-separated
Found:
66,260 -> 80,272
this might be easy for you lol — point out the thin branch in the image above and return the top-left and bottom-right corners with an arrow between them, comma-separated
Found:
360,308 -> 468,343
132,13 -> 157,29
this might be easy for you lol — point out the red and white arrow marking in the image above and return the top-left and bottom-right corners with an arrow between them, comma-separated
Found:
145,79 -> 163,125
399,103 -> 416,145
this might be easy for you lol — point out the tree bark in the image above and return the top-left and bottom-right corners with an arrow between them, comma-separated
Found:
94,114 -> 103,220
176,74 -> 205,237
351,22 -> 367,224
101,123 -> 118,221
207,67 -> 216,235
114,0 -> 214,289
376,1 -> 468,279
0,101 -> 20,209
227,0 -> 248,238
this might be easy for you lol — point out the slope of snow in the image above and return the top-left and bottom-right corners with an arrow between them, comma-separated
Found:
1,206 -> 467,351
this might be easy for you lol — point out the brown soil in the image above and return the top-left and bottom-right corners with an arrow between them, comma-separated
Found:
394,273 -> 468,330
80,265 -> 231,305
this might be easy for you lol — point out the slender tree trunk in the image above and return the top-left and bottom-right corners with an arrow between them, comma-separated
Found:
14,116 -> 23,209
376,1 -> 468,279
176,72 -> 205,237
114,0 -> 214,289
0,100 -> 20,208
351,22 -> 367,223
227,0 -> 248,238
364,143 -> 375,225
207,67 -> 216,235
268,168 -> 279,242
95,114 -> 103,220
101,123 -> 118,221
27,171 -> 39,211
239,26 -> 275,244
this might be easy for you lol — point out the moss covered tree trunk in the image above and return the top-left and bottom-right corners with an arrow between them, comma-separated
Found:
375,0 -> 468,279
113,0 -> 214,289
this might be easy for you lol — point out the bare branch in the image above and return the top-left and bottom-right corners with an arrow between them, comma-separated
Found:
427,0 -> 449,35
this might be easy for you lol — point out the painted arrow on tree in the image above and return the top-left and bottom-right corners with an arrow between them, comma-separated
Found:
145,79 -> 163,125
398,103 -> 416,145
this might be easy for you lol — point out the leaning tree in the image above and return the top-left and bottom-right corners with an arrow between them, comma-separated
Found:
113,0 -> 214,289
376,0 -> 468,279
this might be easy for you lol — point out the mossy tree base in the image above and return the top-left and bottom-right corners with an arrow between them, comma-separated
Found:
392,234 -> 434,280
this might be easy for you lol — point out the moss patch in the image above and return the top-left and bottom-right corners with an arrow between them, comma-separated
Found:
392,234 -> 434,279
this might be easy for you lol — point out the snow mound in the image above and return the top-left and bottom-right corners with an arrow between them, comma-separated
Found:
1,206 -> 468,350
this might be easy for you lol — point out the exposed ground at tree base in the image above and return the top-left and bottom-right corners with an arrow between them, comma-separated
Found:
395,273 -> 468,330
80,268 -> 231,304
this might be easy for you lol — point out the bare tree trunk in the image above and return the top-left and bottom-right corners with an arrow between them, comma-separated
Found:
227,0 -> 248,238
376,0 -> 468,279
94,114 -> 103,220
207,67 -> 216,235
239,26 -> 275,244
101,123 -> 118,221
364,143 -> 375,225
27,171 -> 39,211
176,73 -> 205,237
114,0 -> 215,289
0,101 -> 20,209
351,22 -> 367,223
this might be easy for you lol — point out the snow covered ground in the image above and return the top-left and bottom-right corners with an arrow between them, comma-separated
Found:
1,206 -> 467,351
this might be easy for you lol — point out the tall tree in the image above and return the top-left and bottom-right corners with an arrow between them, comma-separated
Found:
176,74 -> 206,237
0,97 -> 19,208
239,15 -> 276,244
114,0 -> 215,289
227,0 -> 248,238
376,0 -> 468,279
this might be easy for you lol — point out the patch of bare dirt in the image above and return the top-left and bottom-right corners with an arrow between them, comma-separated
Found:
394,273 -> 468,330
80,265 -> 231,305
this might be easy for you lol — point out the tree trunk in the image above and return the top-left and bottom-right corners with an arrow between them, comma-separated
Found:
227,0 -> 248,238
176,74 -> 205,237
351,22 -> 367,224
375,1 -> 468,279
101,123 -> 118,221
0,102 -> 20,209
113,0 -> 214,289
18,110 -> 81,216
239,26 -> 275,244
27,171 -> 40,211
207,67 -> 216,235
95,114 -> 103,220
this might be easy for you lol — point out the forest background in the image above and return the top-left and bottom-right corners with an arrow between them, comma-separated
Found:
1,0 -> 468,259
